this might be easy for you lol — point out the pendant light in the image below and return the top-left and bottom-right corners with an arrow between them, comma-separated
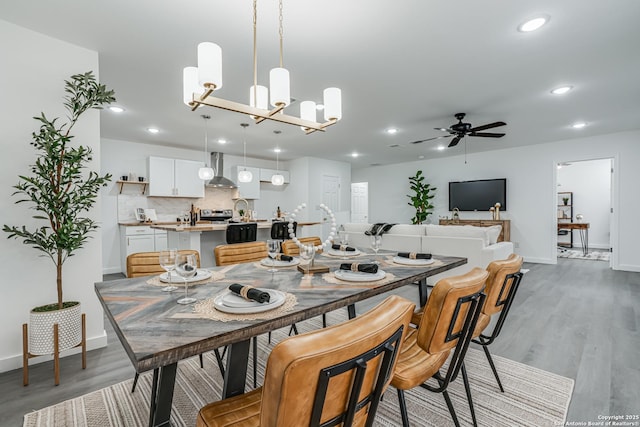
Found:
271,130 -> 285,186
198,115 -> 214,180
238,123 -> 253,183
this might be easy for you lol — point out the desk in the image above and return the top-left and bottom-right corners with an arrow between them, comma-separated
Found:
95,251 -> 466,427
557,222 -> 589,255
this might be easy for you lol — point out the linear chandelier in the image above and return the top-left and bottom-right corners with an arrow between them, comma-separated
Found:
182,0 -> 342,134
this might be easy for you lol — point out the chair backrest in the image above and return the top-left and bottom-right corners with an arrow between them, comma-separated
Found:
126,250 -> 201,278
271,221 -> 296,240
226,222 -> 258,244
281,236 -> 323,256
416,267 -> 487,386
260,295 -> 415,427
214,241 -> 268,266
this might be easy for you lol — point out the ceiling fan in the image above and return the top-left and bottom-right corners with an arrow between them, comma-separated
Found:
410,113 -> 506,147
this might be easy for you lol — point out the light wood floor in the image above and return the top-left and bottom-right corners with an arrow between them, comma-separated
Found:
1,258 -> 638,426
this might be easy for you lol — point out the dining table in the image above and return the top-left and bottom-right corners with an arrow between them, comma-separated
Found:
95,248 -> 467,427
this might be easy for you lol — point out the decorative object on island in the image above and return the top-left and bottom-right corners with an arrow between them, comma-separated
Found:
493,202 -> 501,220
271,135 -> 285,186
3,71 -> 115,385
237,123 -> 253,183
407,170 -> 437,224
288,203 -> 335,274
197,115 -> 214,180
452,208 -> 460,222
182,0 -> 341,134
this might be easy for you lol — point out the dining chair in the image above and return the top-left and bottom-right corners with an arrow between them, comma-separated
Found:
270,220 -> 296,241
471,253 -> 524,393
225,222 -> 258,244
391,267 -> 488,427
196,295 -> 415,427
281,236 -> 322,256
126,249 -> 201,278
214,241 -> 268,266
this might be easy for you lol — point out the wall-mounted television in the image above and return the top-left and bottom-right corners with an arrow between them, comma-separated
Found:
449,178 -> 507,211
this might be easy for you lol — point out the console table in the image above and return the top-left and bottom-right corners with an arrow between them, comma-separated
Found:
438,219 -> 511,242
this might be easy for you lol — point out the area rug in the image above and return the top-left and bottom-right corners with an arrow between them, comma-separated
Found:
557,249 -> 610,261
24,314 -> 574,427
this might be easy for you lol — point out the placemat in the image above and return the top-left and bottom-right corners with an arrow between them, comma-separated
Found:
190,291 -> 298,322
145,270 -> 226,287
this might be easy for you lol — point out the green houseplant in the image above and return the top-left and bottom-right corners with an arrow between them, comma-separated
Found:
3,71 -> 115,355
407,170 -> 437,224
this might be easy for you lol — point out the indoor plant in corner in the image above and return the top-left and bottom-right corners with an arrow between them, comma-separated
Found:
407,170 -> 437,224
3,72 -> 115,358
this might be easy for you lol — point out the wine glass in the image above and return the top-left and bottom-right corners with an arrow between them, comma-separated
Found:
299,244 -> 315,274
159,249 -> 178,292
370,235 -> 382,264
340,232 -> 350,259
175,253 -> 198,304
267,239 -> 280,273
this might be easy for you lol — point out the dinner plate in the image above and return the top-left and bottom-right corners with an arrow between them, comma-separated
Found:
260,257 -> 300,267
327,248 -> 361,257
159,269 -> 212,283
392,256 -> 435,266
213,289 -> 286,313
334,269 -> 386,282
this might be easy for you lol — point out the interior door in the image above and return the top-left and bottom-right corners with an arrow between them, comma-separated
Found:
350,182 -> 369,223
322,175 -> 340,237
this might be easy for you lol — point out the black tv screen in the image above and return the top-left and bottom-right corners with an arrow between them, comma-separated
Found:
449,179 -> 507,211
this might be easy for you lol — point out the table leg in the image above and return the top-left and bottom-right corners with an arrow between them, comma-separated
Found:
579,228 -> 588,256
418,278 -> 428,307
222,339 -> 251,398
347,304 -> 356,319
149,363 -> 177,427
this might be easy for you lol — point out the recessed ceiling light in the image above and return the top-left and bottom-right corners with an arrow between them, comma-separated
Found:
572,122 -> 587,129
217,138 -> 227,144
418,155 -> 425,160
351,152 -> 359,158
274,147 -> 281,153
147,127 -> 159,134
315,104 -> 325,111
109,106 -> 125,113
551,85 -> 573,95
386,128 -> 398,135
518,15 -> 549,32
437,145 -> 445,151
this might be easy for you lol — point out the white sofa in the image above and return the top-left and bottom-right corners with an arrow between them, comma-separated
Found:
342,223 -> 514,284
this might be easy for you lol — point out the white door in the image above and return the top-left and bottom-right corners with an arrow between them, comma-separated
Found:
322,175 -> 340,237
350,182 -> 369,223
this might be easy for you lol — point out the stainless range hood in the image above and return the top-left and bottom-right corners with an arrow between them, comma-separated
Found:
206,152 -> 237,188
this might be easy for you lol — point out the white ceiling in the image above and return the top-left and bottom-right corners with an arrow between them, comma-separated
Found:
2,0 -> 640,168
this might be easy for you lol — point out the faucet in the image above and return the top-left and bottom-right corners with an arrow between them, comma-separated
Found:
233,198 -> 250,221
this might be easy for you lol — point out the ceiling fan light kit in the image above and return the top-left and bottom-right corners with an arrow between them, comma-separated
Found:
183,0 -> 341,134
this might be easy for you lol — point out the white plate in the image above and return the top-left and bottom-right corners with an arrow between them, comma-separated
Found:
334,269 -> 386,282
213,289 -> 286,313
392,256 -> 435,266
260,257 -> 300,267
327,248 -> 361,257
159,269 -> 212,283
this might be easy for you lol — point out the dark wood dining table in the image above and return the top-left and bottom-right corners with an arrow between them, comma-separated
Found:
95,250 -> 466,427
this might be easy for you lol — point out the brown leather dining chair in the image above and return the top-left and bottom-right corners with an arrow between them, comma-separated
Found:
390,268 -> 488,427
126,249 -> 201,278
281,236 -> 323,256
196,295 -> 415,427
214,241 -> 268,266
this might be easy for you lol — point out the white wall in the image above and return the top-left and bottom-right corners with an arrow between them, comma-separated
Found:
352,130 -> 640,272
0,20 -> 105,372
557,159 -> 611,249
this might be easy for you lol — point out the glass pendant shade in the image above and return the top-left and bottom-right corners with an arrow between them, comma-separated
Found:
249,85 -> 269,109
183,67 -> 201,106
198,167 -> 215,180
269,67 -> 290,107
323,87 -> 342,121
197,42 -> 223,89
238,169 -> 253,183
271,173 -> 285,186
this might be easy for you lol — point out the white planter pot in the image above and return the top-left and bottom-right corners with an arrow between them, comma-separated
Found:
29,302 -> 82,356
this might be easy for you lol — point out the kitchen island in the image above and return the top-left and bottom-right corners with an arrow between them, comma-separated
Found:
151,221 -> 321,267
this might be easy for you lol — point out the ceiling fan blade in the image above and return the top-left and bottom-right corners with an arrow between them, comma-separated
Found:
434,127 -> 450,132
448,136 -> 462,147
469,121 -> 506,132
469,132 -> 506,138
409,135 -> 452,144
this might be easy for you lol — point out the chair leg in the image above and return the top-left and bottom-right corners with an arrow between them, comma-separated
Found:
252,336 -> 258,388
461,362 -> 478,427
289,323 -> 299,336
442,390 -> 461,427
199,353 -> 204,369
397,388 -> 410,427
482,345 -> 504,392
131,372 -> 139,393
268,331 -> 272,344
213,348 -> 225,377
322,313 -> 327,328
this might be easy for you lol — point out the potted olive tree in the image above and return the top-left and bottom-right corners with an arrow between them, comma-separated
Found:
407,170 -> 437,225
3,71 -> 115,356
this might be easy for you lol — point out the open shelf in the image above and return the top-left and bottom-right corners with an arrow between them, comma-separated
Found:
116,180 -> 147,195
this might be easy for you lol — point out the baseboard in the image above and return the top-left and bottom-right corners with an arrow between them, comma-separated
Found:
0,330 -> 108,374
523,256 -> 555,264
617,264 -> 640,272
102,266 -> 123,275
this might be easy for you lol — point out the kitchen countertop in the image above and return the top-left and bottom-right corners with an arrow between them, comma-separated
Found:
149,221 -> 321,232
119,221 -> 213,227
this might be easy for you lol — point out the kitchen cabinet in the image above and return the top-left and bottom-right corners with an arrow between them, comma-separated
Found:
259,168 -> 290,184
231,166 -> 261,199
120,225 -> 168,276
148,156 -> 204,198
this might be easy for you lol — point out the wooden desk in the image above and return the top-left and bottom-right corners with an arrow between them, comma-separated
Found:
95,251 -> 466,427
557,222 -> 589,255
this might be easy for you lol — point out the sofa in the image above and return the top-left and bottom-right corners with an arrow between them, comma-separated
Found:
342,223 -> 514,284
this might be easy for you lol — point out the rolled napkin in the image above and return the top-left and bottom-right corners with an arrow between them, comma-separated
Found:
269,254 -> 293,262
397,252 -> 432,260
339,263 -> 379,274
332,244 -> 356,252
229,284 -> 271,304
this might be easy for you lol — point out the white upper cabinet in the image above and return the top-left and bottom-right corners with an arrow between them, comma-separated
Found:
148,157 -> 204,198
231,166 -> 261,199
259,168 -> 290,184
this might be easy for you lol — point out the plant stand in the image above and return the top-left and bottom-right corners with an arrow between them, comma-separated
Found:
22,313 -> 86,386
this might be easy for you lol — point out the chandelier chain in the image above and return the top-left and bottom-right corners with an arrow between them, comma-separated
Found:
278,0 -> 284,68
253,0 -> 258,102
